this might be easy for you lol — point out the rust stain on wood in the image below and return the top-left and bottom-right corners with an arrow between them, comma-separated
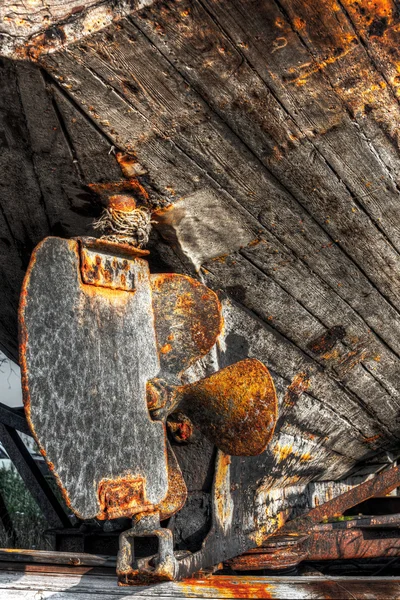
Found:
308,325 -> 346,355
283,372 -> 311,410
180,576 -> 274,598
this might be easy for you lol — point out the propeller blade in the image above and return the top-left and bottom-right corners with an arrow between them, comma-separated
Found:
176,359 -> 277,456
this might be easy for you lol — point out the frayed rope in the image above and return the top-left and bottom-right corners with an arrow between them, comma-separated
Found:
93,206 -> 153,248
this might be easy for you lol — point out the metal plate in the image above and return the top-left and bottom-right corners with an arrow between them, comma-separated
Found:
150,273 -> 222,378
19,237 -> 168,520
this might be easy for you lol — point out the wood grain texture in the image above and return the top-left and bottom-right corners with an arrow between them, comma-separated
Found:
2,1 -> 400,484
0,0 -> 157,59
0,57 -> 122,361
1,569 -> 400,599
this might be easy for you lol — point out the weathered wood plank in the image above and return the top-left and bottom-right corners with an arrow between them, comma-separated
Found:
178,0 -> 400,356
288,0 -> 400,147
240,237 -> 400,402
234,0 -> 400,239
129,2 -> 400,312
271,0 -> 400,222
36,18 -> 400,447
129,1 -> 400,349
1,569 -> 400,599
0,548 -> 115,567
50,85 -> 129,186
206,259 -> 400,442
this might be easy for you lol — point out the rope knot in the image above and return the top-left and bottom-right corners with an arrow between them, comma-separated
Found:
93,206 -> 153,248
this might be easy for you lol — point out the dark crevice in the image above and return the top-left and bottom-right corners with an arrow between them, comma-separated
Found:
14,65 -> 52,233
50,90 -> 85,181
0,201 -> 16,250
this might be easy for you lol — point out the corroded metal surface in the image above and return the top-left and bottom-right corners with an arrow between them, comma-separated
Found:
157,441 -> 187,521
230,513 -> 400,570
19,236 -> 167,520
306,521 -> 400,562
117,512 -> 178,583
150,273 -> 223,377
283,464 -> 400,533
176,359 -> 277,456
79,236 -> 150,258
227,534 -> 308,570
166,411 -> 194,443
80,245 -> 136,292
19,235 -> 281,582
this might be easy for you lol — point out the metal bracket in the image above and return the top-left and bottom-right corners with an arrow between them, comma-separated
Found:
118,512 -> 178,584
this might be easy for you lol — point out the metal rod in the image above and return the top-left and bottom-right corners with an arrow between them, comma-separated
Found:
283,464 -> 400,532
0,402 -> 32,437
0,423 -> 71,528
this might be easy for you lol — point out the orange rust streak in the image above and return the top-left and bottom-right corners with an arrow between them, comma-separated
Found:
321,349 -> 341,361
273,444 -> 293,462
283,372 -> 310,410
108,194 -> 137,212
180,576 -> 274,598
80,281 -> 130,304
291,42 -> 358,85
88,179 -> 149,202
115,151 -> 147,178
300,452 -> 312,462
214,452 -> 233,529
364,434 -> 381,443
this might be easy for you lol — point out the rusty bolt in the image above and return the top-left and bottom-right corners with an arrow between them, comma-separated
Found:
167,411 -> 194,443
